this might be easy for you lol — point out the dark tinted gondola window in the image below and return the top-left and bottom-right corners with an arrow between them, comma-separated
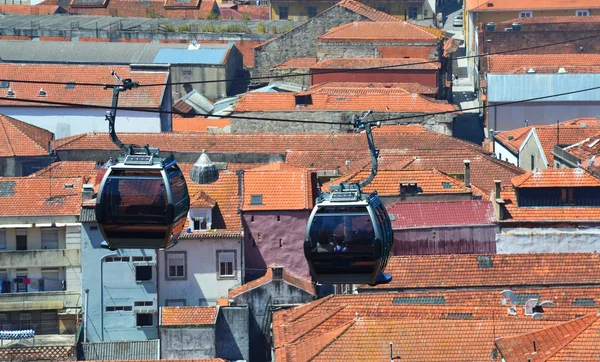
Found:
167,166 -> 189,220
309,207 -> 374,253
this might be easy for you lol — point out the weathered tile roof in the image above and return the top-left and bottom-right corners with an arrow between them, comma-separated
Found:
0,114 -> 53,157
29,161 -> 98,183
63,0 -> 218,18
305,82 -> 439,95
511,168 -> 600,188
0,177 -> 82,216
488,54 -> 600,74
228,265 -> 315,298
549,315 -> 600,361
0,64 -> 168,108
235,40 -> 262,68
387,200 -> 496,228
311,57 -> 440,70
328,169 -> 471,196
241,162 -> 314,211
467,0 -> 600,11
364,253 -> 600,290
161,306 -> 218,326
0,4 -> 64,14
318,21 -> 443,43
496,313 -> 600,362
274,57 -> 318,69
51,126 -> 481,154
172,115 -> 231,133
234,92 -> 454,113
336,0 -> 400,21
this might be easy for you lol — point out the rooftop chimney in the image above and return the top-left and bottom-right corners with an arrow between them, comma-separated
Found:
190,150 -> 219,185
82,183 -> 94,200
464,160 -> 471,188
272,265 -> 284,281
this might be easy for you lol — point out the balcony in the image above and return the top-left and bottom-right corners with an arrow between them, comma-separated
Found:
0,291 -> 80,312
0,249 -> 80,269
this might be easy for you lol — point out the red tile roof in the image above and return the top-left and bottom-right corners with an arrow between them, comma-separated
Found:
0,177 -> 82,216
85,360 -> 226,362
496,313 -> 600,362
512,168 -> 600,188
274,57 -> 318,69
29,161 -> 98,184
488,54 -> 600,74
161,306 -> 218,326
549,315 -> 600,361
0,64 -> 168,108
311,57 -> 440,70
241,162 -> 315,211
365,253 -> 600,290
318,21 -> 443,43
51,126 -> 481,154
0,4 -> 64,14
234,92 -> 455,113
336,0 -> 400,22
387,200 -> 496,228
498,15 -> 600,25
228,265 -> 315,298
172,115 -> 231,133
0,114 -> 53,157
328,169 -> 471,196
305,82 -> 439,96
65,0 -> 218,19
235,40 -> 262,68
467,0 -> 600,11
189,190 -> 216,208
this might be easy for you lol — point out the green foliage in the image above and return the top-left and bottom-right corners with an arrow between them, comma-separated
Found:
242,13 -> 251,21
269,25 -> 277,34
161,22 -> 175,32
146,9 -> 157,18
200,23 -> 216,32
206,11 -> 221,20
256,22 -> 267,34
177,24 -> 190,32
219,22 -> 250,33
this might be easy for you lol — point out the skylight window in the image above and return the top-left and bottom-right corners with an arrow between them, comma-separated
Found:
0,81 -> 9,89
65,82 -> 75,89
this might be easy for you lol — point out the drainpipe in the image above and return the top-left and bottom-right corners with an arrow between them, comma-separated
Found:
84,288 -> 89,342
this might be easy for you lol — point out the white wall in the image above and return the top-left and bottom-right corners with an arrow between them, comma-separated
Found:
494,141 -> 518,166
158,238 -> 242,306
0,107 -> 163,139
497,227 -> 600,253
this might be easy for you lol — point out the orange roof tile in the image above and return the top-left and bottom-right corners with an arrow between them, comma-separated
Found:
488,54 -> 600,74
0,114 -> 53,157
549,314 -> 600,361
0,4 -> 64,14
0,177 -> 82,216
318,21 -> 443,43
328,169 -> 471,196
467,0 -> 600,11
66,0 -> 218,18
0,64 -> 168,108
235,40 -> 262,68
29,161 -> 98,184
310,82 -> 439,95
496,313 -> 600,362
497,15 -> 600,25
241,162 -> 314,211
85,360 -> 226,362
172,115 -> 231,133
189,190 -> 216,208
365,253 -> 600,290
161,306 -> 218,326
274,57 -> 318,69
311,57 -> 440,70
336,0 -> 400,22
234,92 -> 455,113
228,265 -> 315,298
512,168 -> 600,188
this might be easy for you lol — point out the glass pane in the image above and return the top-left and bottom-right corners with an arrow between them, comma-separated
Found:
309,207 -> 374,254
167,165 -> 189,221
101,170 -> 167,223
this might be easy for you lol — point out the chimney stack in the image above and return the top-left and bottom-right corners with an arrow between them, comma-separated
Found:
82,183 -> 94,200
463,160 -> 471,188
272,265 -> 284,281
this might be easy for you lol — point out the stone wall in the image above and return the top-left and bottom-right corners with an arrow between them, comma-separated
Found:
253,5 -> 376,77
496,227 -> 600,253
160,327 -> 216,359
230,110 -> 454,135
215,306 -> 250,362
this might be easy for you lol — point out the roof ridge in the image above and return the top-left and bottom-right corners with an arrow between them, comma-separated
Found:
287,305 -> 347,345
307,319 -> 356,361
2,115 -> 50,153
0,116 -> 16,157
288,295 -> 335,323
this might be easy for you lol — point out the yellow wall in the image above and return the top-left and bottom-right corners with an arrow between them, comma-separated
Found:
476,9 -> 599,25
270,1 -> 424,21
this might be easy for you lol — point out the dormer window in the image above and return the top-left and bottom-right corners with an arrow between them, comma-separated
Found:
188,208 -> 212,232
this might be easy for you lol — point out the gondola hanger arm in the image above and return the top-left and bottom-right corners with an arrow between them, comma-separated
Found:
104,71 -> 140,152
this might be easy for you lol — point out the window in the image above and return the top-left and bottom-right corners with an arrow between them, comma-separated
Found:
277,215 -> 281,221
136,313 -> 153,327
20,313 -> 31,330
16,230 -> 27,251
105,306 -> 133,312
134,301 -> 153,307
136,266 -> 153,281
279,6 -> 288,20
16,270 -> 27,293
217,250 -> 236,279
41,312 -> 58,334
182,69 -> 192,77
531,155 -> 535,170
250,194 -> 263,205
0,270 -> 7,281
166,299 -> 186,306
41,229 -> 59,250
576,10 -> 589,16
41,268 -> 59,281
376,5 -> 387,13
105,256 -> 130,262
0,81 -> 9,88
166,252 -> 186,279
519,11 -> 532,18
132,256 -> 153,262
65,82 -> 75,89
307,6 -> 317,18
0,230 -> 5,249
498,152 -> 502,160
408,6 -> 418,19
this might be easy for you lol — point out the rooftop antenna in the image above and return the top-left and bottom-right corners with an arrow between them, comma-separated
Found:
524,119 -> 529,127
557,120 -> 560,146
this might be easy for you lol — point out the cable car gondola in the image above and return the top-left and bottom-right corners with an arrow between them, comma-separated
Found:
94,73 -> 218,250
304,115 -> 393,286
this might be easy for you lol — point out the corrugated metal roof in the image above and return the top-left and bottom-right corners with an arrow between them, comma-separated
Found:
80,340 -> 159,360
153,47 -> 230,65
487,74 -> 600,102
79,207 -> 96,223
